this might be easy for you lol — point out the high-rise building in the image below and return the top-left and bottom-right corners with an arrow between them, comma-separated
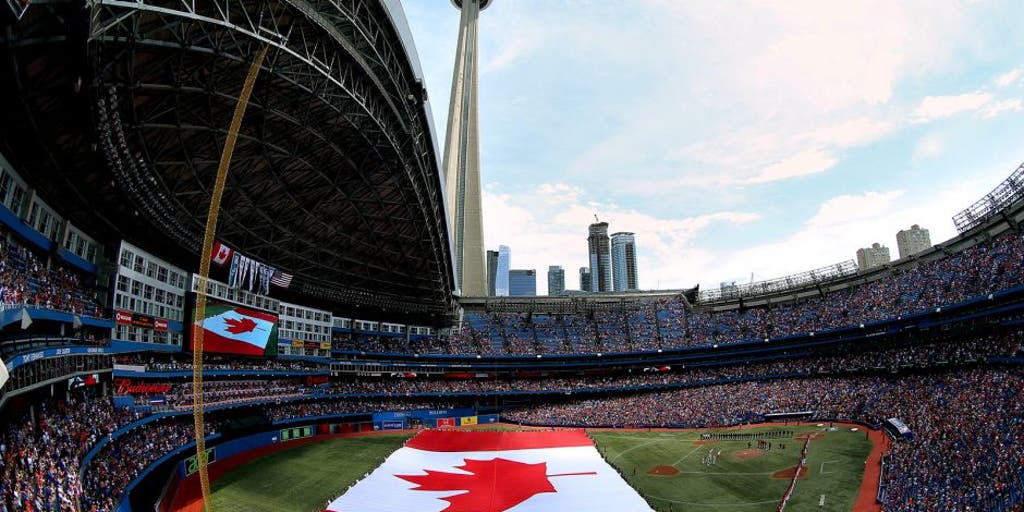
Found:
495,245 -> 510,296
486,250 -> 498,296
896,224 -> 932,259
588,222 -> 612,292
611,232 -> 638,291
579,267 -> 591,292
856,243 -> 891,270
442,0 -> 492,296
508,269 -> 536,297
547,266 -> 565,296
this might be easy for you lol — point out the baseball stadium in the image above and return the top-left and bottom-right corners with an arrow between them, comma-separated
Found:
0,1 -> 1022,512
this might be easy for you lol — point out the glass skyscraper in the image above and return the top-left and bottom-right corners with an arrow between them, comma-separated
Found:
495,245 -> 511,296
509,269 -> 536,296
486,250 -> 498,296
611,232 -> 638,291
588,222 -> 612,292
547,265 -> 565,296
579,267 -> 591,292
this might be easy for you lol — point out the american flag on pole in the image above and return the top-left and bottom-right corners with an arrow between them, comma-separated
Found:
270,269 -> 293,289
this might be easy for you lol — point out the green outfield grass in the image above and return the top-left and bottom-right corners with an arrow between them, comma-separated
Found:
208,425 -> 871,512
591,425 -> 872,512
209,435 -> 410,512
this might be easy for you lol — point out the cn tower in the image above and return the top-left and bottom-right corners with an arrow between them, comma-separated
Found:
442,0 -> 491,296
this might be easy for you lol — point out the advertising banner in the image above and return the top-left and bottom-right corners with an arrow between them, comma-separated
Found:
116,310 -> 168,331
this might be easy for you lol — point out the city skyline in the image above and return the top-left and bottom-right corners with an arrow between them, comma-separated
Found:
403,1 -> 1024,295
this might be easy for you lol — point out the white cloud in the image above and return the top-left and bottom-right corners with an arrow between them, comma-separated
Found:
912,134 -> 944,160
748,149 -> 838,184
981,98 -> 1023,118
995,67 -> 1023,88
481,31 -> 539,74
912,92 -> 993,122
806,191 -> 905,228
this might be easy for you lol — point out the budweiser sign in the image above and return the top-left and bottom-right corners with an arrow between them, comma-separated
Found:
115,378 -> 172,395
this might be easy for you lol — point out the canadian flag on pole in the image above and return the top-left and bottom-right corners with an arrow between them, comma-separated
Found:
325,430 -> 653,512
211,241 -> 234,266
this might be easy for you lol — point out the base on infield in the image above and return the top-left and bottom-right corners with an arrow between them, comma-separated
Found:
646,465 -> 681,476
772,466 -> 808,480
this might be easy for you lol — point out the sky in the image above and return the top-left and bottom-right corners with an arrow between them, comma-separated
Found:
401,0 -> 1024,295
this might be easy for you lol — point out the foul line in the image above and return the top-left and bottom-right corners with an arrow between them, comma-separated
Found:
645,494 -> 780,506
671,445 -> 705,467
610,439 -> 669,463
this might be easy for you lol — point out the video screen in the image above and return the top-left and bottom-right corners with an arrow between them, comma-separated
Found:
191,298 -> 278,357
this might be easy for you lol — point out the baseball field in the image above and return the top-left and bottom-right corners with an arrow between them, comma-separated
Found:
207,424 -> 873,512
591,425 -> 873,512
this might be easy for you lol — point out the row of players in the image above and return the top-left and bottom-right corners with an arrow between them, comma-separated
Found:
2,363 -> 1020,512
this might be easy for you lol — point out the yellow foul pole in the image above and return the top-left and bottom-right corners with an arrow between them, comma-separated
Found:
191,45 -> 269,512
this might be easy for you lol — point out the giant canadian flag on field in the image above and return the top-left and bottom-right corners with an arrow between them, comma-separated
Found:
325,430 -> 653,512
193,303 -> 277,356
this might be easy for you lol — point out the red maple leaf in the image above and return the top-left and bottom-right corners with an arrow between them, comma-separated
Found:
223,317 -> 258,334
397,458 -> 566,512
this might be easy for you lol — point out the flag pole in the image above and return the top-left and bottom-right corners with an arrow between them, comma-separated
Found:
192,44 -> 269,512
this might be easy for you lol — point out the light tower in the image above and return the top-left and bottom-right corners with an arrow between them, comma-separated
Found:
443,0 -> 491,296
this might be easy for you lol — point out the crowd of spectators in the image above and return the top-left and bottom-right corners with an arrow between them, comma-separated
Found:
0,389 -> 142,512
262,399 -> 458,422
3,357 -> 1021,510
504,368 -> 1024,512
0,231 -> 104,318
421,230 -> 1024,356
123,379 -> 310,410
82,418 -> 215,510
332,333 -> 457,355
113,353 -> 329,373
325,331 -> 1019,396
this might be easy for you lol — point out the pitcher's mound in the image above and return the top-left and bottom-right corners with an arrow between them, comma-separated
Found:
733,449 -> 763,461
647,465 -> 680,476
772,466 -> 808,480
